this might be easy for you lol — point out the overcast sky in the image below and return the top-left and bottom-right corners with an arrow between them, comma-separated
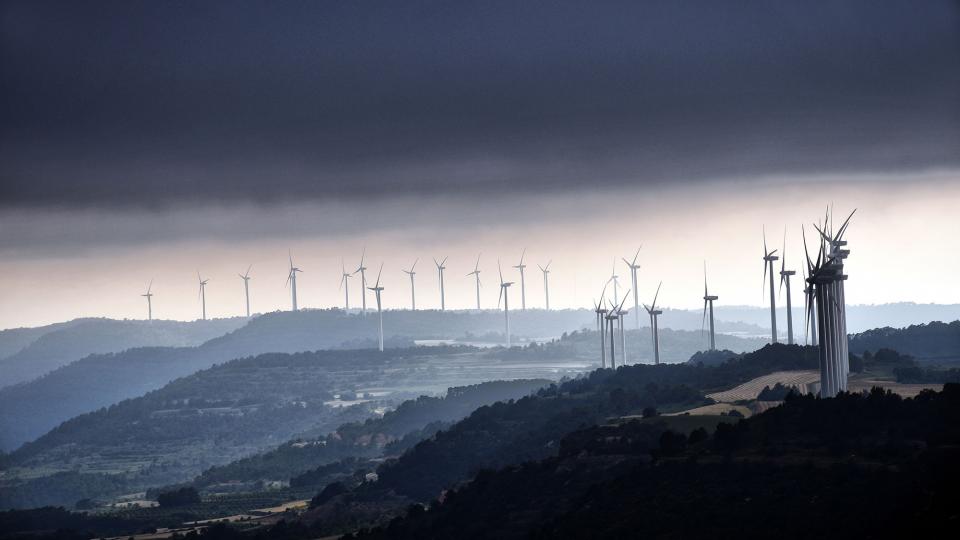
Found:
1,1 -> 958,328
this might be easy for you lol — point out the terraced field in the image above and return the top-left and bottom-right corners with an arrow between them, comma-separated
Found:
706,370 -> 819,402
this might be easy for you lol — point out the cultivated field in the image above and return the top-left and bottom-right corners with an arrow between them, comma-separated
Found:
706,370 -> 819,402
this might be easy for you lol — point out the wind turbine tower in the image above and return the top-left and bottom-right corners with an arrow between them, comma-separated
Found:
238,265 -> 252,318
779,231 -> 796,345
197,272 -> 210,321
368,263 -> 385,352
643,282 -> 663,365
802,266 -> 818,346
354,249 -> 368,315
702,263 -> 719,351
609,262 -> 620,305
609,294 -> 630,367
513,249 -> 527,310
467,254 -> 482,310
604,300 -> 619,369
805,208 -> 856,398
402,258 -> 418,310
287,252 -> 302,312
593,298 -> 608,369
538,261 -> 551,310
622,248 -> 642,329
497,261 -> 514,347
142,280 -> 154,321
762,228 -> 780,343
434,256 -> 448,310
339,260 -> 351,310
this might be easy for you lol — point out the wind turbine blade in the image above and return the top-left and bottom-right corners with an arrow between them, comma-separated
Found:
497,284 -> 504,308
147,279 -> 153,294
474,253 -> 481,272
441,256 -> 448,266
651,281 -> 662,309
519,248 -> 526,266
836,208 -> 857,241
411,258 -> 418,272
762,255 -> 768,300
703,261 -> 708,297
631,247 -> 641,266
375,262 -> 383,287
763,225 -> 768,255
781,227 -> 787,273
545,260 -> 551,271
245,264 -> 252,278
289,250 -> 293,269
702,299 -> 707,335
498,260 -> 504,284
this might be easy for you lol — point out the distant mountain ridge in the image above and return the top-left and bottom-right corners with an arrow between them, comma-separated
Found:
0,318 -> 247,389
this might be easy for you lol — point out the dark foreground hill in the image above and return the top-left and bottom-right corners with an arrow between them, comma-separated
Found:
349,385 -> 960,540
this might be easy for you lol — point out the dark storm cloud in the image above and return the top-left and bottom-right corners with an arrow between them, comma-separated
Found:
1,0 -> 958,208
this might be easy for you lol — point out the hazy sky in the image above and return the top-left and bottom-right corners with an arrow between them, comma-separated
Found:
1,1 -> 958,328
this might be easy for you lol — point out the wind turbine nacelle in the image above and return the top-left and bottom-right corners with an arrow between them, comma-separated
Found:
704,295 -> 718,301
780,270 -> 796,276
763,255 -> 779,262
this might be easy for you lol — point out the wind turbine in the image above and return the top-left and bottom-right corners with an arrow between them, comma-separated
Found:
702,262 -> 718,351
339,259 -> 351,310
609,292 -> 630,367
353,249 -> 368,315
402,258 -> 418,310
286,252 -> 302,312
802,264 -> 817,346
513,249 -> 527,310
593,281 -> 610,368
622,248 -> 642,329
608,261 -> 620,305
434,256 -> 448,310
643,282 -> 663,365
497,260 -> 514,347
762,227 -> 780,343
368,263 -> 385,352
779,229 -> 796,345
604,299 -> 619,369
538,261 -> 551,310
466,254 -> 482,310
141,280 -> 154,321
197,272 -> 210,321
238,265 -> 252,318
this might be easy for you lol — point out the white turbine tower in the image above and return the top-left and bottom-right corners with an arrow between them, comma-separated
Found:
434,256 -> 448,310
238,265 -> 252,318
513,249 -> 527,310
368,263 -> 385,352
779,230 -> 796,345
141,280 -> 154,321
197,272 -> 210,321
604,300 -> 619,369
762,228 -> 780,343
467,254 -> 482,310
702,262 -> 718,351
402,258 -> 418,310
593,281 -> 610,368
622,247 -> 642,329
497,260 -> 514,348
353,249 -> 368,315
609,293 -> 630,367
339,259 -> 351,310
287,252 -> 302,312
538,261 -> 551,310
643,282 -> 663,365
609,261 -> 620,305
802,265 -> 817,346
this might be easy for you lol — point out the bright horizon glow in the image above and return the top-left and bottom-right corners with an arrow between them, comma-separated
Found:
0,170 -> 958,330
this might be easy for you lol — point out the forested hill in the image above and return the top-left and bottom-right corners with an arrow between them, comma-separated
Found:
350,385 -> 960,540
0,317 -> 246,389
849,320 -> 960,361
0,346 -> 478,509
188,379 -> 550,490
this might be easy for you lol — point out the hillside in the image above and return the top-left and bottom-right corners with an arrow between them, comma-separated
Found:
0,318 -> 246,389
0,315 -> 764,451
186,379 -> 550,492
849,320 -> 960,361
349,385 -> 960,540
0,321 -> 77,362
0,346 -> 577,509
